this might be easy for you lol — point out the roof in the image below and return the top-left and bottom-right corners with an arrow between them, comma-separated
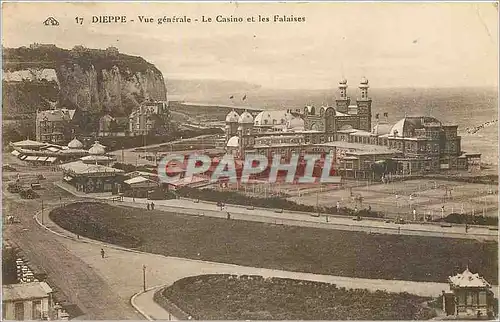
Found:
60,161 -> 124,175
80,155 -> 115,162
317,141 -> 400,154
448,268 -> 491,288
227,136 -> 240,148
11,139 -> 46,148
371,122 -> 392,136
68,138 -> 84,149
389,116 -> 442,138
124,176 -> 155,185
238,111 -> 254,124
88,141 -> 106,155
36,108 -> 76,122
254,110 -> 293,126
2,282 -> 53,301
225,110 -> 240,123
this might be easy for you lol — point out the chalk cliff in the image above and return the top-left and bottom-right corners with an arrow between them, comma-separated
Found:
2,44 -> 167,117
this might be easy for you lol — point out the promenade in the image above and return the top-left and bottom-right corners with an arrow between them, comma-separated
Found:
55,182 -> 498,241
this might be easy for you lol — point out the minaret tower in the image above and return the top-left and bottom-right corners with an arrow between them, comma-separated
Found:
335,78 -> 350,114
356,77 -> 372,132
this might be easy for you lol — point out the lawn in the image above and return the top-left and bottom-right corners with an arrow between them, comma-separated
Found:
155,274 -> 438,320
49,202 -> 498,284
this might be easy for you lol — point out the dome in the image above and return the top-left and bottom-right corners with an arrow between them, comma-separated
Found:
226,136 -> 240,147
360,77 -> 369,85
67,138 -> 83,149
254,110 -> 293,126
339,78 -> 347,85
238,110 -> 254,124
389,116 -> 442,137
286,117 -> 305,131
371,123 -> 392,136
88,141 -> 106,155
225,110 -> 240,123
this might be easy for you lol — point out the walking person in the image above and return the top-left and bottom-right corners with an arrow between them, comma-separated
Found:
326,215 -> 329,223
336,201 -> 340,213
147,203 -> 150,211
227,212 -> 231,220
465,224 -> 469,233
151,202 -> 155,210
100,248 -> 105,259
412,208 -> 417,221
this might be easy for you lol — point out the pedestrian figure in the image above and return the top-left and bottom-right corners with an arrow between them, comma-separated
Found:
326,216 -> 329,223
441,205 -> 445,218
465,224 -> 469,233
100,248 -> 105,259
151,202 -> 155,210
412,208 -> 417,221
227,212 -> 231,220
147,203 -> 150,211
77,234 -> 80,239
368,205 -> 372,213
354,206 -> 358,213
336,201 -> 340,213
398,226 -> 401,234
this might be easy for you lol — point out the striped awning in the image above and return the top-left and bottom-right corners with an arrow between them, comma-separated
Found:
25,156 -> 38,161
11,150 -> 20,156
19,155 -> 27,160
46,157 -> 57,163
37,157 -> 48,161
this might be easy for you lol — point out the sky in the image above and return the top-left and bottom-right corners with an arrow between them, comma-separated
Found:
2,2 -> 498,89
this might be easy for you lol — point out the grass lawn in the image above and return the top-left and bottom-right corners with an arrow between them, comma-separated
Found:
49,202 -> 498,284
155,274 -> 437,320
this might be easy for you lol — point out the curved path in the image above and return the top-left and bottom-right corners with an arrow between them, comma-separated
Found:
54,182 -> 498,241
35,204 -> 497,321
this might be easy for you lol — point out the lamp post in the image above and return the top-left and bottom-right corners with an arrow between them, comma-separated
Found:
41,199 -> 44,225
142,265 -> 146,292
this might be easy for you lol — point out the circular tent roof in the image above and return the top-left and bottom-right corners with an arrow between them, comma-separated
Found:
67,138 -> 83,149
238,110 -> 254,124
225,110 -> 240,123
88,141 -> 106,155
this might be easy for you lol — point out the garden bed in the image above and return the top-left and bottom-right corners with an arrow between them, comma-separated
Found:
49,202 -> 498,284
155,274 -> 437,320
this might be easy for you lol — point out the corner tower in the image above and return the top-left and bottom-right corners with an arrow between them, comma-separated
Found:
357,77 -> 372,132
335,78 -> 350,114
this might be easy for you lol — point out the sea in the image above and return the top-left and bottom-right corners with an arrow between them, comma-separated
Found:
170,86 -> 498,166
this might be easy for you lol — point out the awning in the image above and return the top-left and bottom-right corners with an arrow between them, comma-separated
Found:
46,147 -> 60,152
19,155 -> 27,160
11,150 -> 20,156
25,156 -> 38,161
46,157 -> 57,163
63,175 -> 73,182
37,157 -> 48,161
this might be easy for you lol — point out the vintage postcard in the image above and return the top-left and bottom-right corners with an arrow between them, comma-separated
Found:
1,1 -> 498,321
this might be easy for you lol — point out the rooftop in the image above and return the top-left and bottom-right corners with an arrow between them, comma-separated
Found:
60,161 -> 124,175
448,268 -> 491,288
3,282 -> 53,302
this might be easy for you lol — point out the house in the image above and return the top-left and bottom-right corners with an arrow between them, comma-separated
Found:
35,108 -> 80,144
2,282 -> 53,320
442,268 -> 496,319
98,114 -> 128,137
129,100 -> 169,136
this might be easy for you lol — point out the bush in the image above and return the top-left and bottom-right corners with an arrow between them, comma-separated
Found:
155,274 -> 437,320
435,213 -> 498,226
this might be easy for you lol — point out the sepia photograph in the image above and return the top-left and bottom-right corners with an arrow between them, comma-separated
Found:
1,1 -> 499,320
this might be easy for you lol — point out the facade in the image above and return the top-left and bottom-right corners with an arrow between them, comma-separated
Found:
442,268 -> 496,319
224,78 -> 481,177
35,108 -> 79,144
2,282 -> 53,320
98,114 -> 128,137
129,100 -> 169,136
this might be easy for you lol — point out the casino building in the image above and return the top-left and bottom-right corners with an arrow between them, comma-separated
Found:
224,78 -> 481,178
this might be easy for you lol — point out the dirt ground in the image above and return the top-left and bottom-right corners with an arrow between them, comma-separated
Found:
288,179 -> 498,219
